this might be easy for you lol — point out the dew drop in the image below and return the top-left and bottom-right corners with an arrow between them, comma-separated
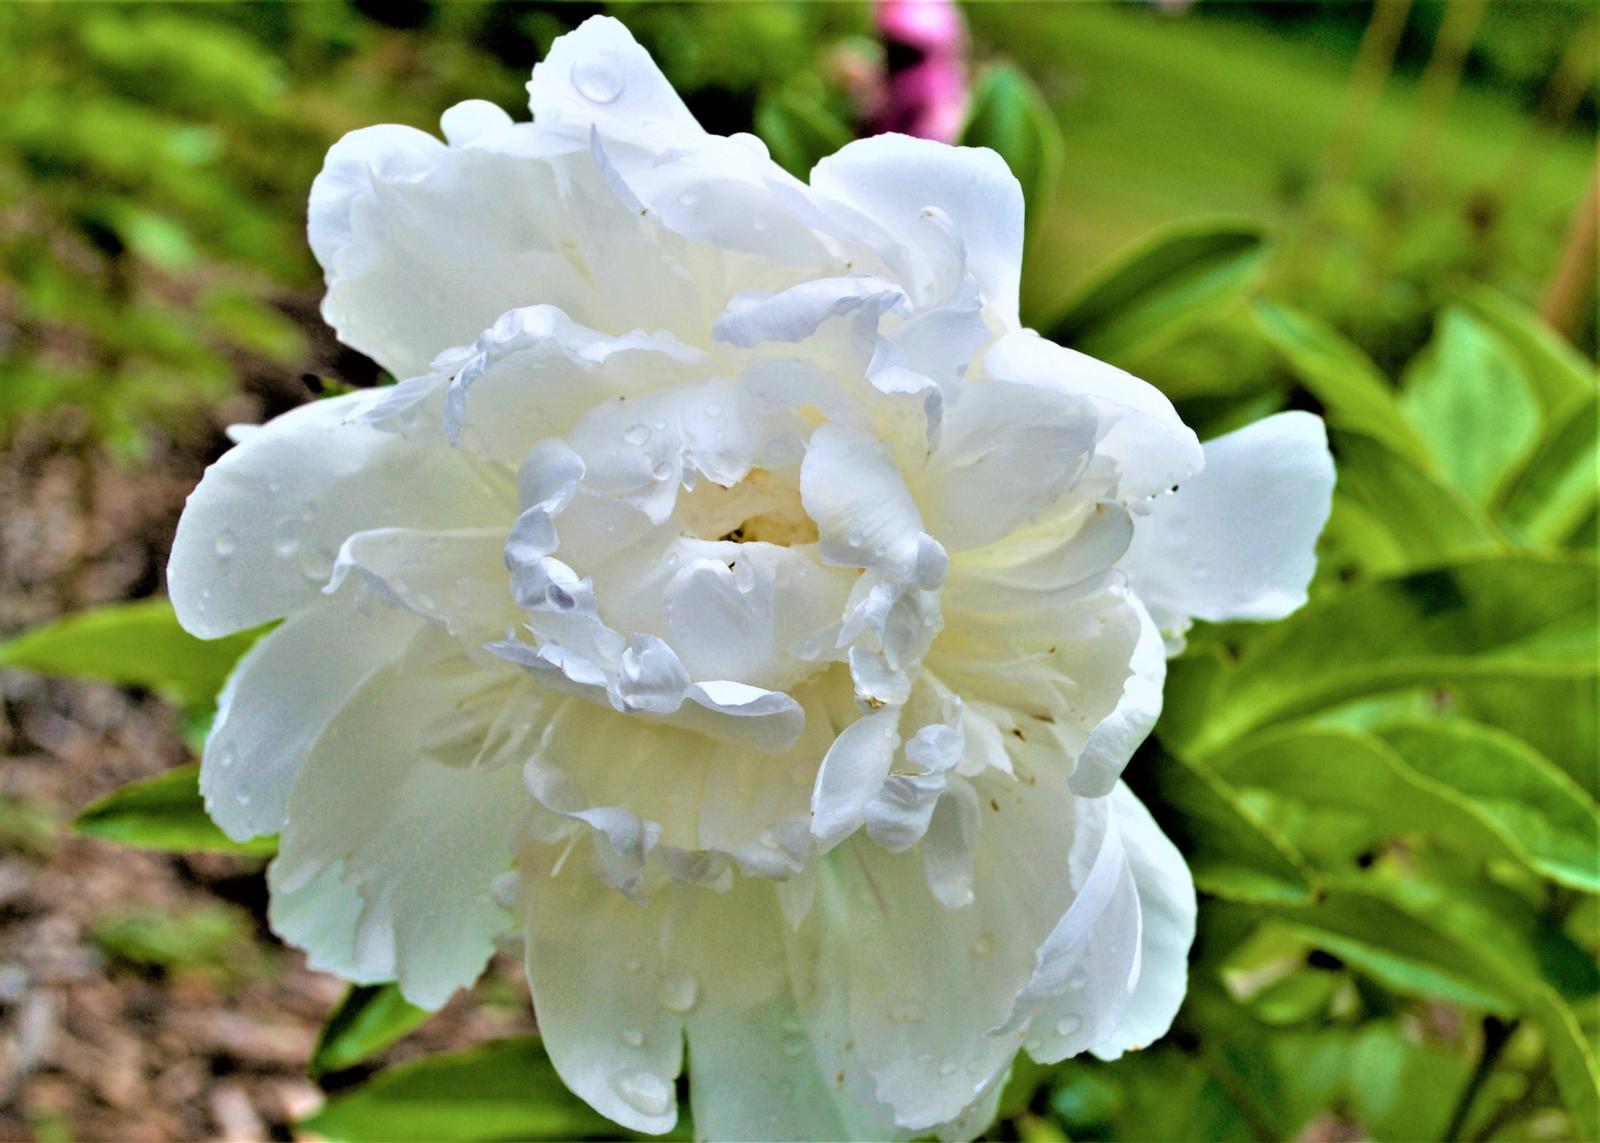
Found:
659,969 -> 699,1014
938,1061 -> 958,1077
572,54 -> 626,105
623,423 -> 651,446
271,520 -> 299,558
235,788 -> 252,807
1067,968 -> 1089,990
1055,1014 -> 1083,1037
971,934 -> 993,957
758,829 -> 780,849
297,544 -> 335,584
703,401 -> 722,418
650,459 -> 673,481
214,529 -> 237,556
846,530 -> 864,548
216,746 -> 238,770
621,1028 -> 645,1048
488,870 -> 522,910
610,1069 -> 671,1118
299,503 -> 317,523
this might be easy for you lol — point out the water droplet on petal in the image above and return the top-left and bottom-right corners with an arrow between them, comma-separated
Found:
235,788 -> 252,806
621,1028 -> 645,1048
938,1061 -> 958,1077
610,1069 -> 671,1118
216,746 -> 237,770
297,544 -> 334,584
659,970 -> 699,1014
703,402 -> 722,418
971,934 -> 993,957
846,530 -> 864,548
214,529 -> 237,556
1067,968 -> 1089,990
572,54 -> 626,105
299,503 -> 317,523
623,424 -> 651,446
272,520 -> 299,558
758,829 -> 779,849
1055,1014 -> 1083,1037
650,460 -> 673,481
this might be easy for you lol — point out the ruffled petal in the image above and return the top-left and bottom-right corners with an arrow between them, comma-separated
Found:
811,135 -> 1025,323
1122,411 -> 1335,634
167,393 -> 503,638
1071,595 -> 1165,797
982,331 -> 1203,501
526,15 -> 704,151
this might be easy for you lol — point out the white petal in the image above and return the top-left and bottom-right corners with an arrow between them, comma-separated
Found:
982,331 -> 1203,501
167,393 -> 502,638
519,845 -> 685,1135
268,629 -> 529,1009
811,135 -> 1025,323
712,276 -> 908,350
310,126 -> 595,378
526,16 -> 703,151
328,526 -> 517,645
1091,784 -> 1196,1060
202,593 -> 420,840
801,423 -> 940,585
811,710 -> 901,851
1123,411 -> 1335,631
917,382 -> 1098,551
1071,596 -> 1165,797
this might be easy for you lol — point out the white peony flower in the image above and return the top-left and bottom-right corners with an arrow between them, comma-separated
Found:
167,17 -> 1334,1141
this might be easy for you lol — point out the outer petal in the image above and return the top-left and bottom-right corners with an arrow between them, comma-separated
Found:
1122,411 -> 1335,630
1071,595 -> 1165,797
268,629 -> 529,1010
168,393 -> 504,638
201,592 -> 420,840
1091,784 -> 1196,1060
526,16 -> 704,150
811,135 -> 1025,322
801,423 -> 944,586
310,123 -> 594,378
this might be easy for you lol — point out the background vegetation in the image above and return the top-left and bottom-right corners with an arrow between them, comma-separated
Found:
0,2 -> 1594,1141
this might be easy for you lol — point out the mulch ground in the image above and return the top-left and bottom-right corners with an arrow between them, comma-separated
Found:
0,394 -> 538,1140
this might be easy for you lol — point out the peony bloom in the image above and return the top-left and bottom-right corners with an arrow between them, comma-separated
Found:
168,17 -> 1333,1141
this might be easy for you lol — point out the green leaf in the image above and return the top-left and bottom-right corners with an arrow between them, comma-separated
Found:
1219,723 -> 1600,893
1227,885 -> 1517,1012
1251,301 -> 1435,470
1376,719 -> 1600,893
1171,554 -> 1599,755
1499,392 -> 1598,547
1524,983 -> 1600,1138
753,88 -> 851,180
311,983 -> 433,1077
72,763 -> 275,857
1399,308 -> 1541,505
959,64 -> 1062,229
1043,219 -> 1269,364
0,598 -> 259,708
301,1037 -> 628,1142
1323,430 -> 1500,576
1131,748 -> 1315,904
1453,282 -> 1597,424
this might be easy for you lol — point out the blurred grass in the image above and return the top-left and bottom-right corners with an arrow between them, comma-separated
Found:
968,3 -> 1592,320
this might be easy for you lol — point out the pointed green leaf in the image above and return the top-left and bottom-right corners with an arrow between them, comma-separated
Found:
300,1037 -> 628,1142
1173,554 -> 1598,755
1130,749 -> 1315,904
1323,430 -> 1500,576
1454,282 -> 1596,424
1499,392 -> 1598,547
1376,719 -> 1600,893
1400,309 -> 1541,505
310,983 -> 433,1077
1044,220 -> 1269,364
0,598 -> 260,708
72,763 -> 275,857
959,63 -> 1062,230
1251,301 -> 1434,470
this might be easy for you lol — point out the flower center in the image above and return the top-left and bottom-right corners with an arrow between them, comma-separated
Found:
674,469 -> 819,547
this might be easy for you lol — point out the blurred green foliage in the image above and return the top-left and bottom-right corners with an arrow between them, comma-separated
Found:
5,2 -> 1597,1141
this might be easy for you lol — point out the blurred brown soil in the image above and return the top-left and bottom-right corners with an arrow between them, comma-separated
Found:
0,387 -> 536,1139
